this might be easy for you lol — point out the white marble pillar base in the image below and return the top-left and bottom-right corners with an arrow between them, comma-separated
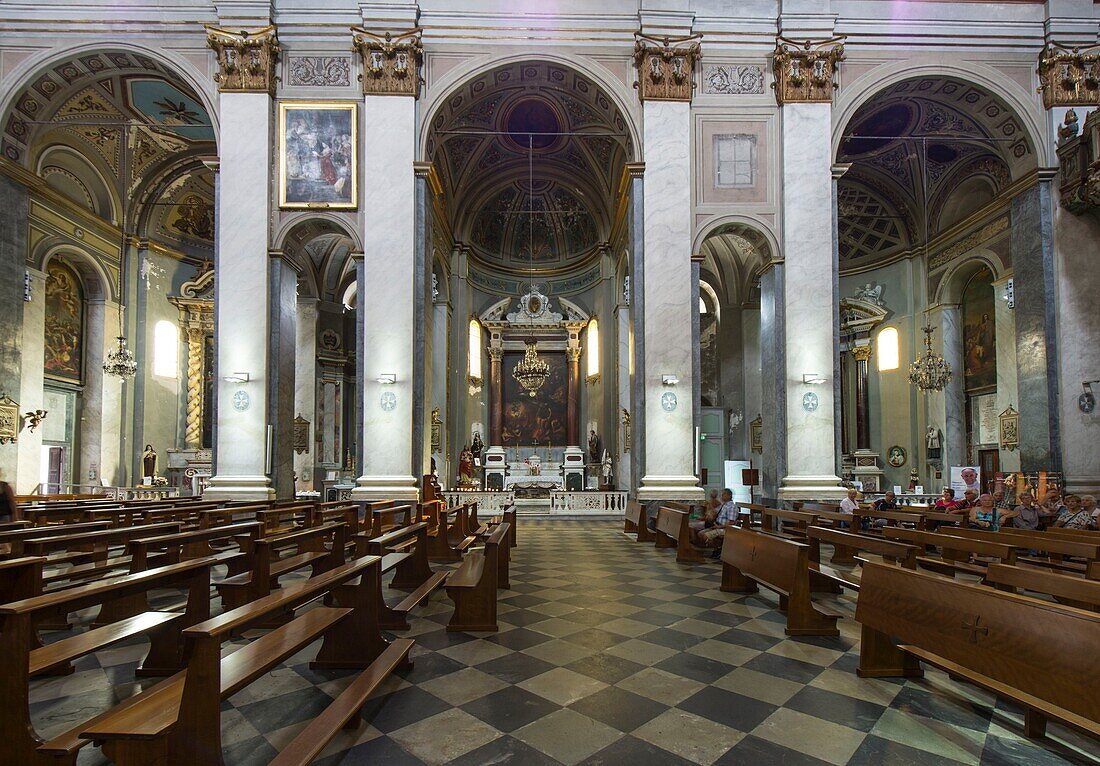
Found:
204,474 -> 275,501
778,475 -> 847,501
351,475 -> 419,502
637,474 -> 705,501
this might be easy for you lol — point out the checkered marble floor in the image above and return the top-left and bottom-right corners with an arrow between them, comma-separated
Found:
32,520 -> 1100,765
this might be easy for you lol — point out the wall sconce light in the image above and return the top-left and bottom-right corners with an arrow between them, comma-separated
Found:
803,373 -> 827,385
223,372 -> 250,383
376,374 -> 397,385
662,374 -> 679,386
1080,380 -> 1098,413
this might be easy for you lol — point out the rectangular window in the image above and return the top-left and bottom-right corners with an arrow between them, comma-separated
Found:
153,320 -> 179,379
714,134 -> 756,188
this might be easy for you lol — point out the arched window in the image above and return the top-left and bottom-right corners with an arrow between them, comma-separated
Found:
468,319 -> 482,382
153,321 -> 179,379
876,327 -> 899,372
586,318 -> 600,380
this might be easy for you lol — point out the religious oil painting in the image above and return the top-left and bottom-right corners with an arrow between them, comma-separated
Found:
501,350 -> 567,446
44,261 -> 84,382
278,102 -> 357,209
961,267 -> 997,391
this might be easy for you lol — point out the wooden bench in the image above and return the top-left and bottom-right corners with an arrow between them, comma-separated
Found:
623,500 -> 655,542
880,527 -> 1019,577
719,526 -> 840,636
216,522 -> 346,609
852,508 -> 926,532
0,520 -> 111,558
761,507 -> 818,537
488,504 -> 518,550
80,555 -> 415,766
855,561 -> 1100,740
945,527 -> 1100,576
446,523 -> 510,632
358,522 -> 448,630
426,503 -> 476,562
737,502 -> 774,528
0,557 -> 215,765
368,503 -> 414,537
985,563 -> 1100,612
804,525 -> 919,593
654,505 -> 705,563
256,504 -> 317,537
0,556 -> 45,606
24,522 -> 184,591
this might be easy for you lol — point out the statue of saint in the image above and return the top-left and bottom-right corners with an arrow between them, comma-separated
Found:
588,429 -> 599,464
925,426 -> 941,450
601,449 -> 613,487
458,444 -> 474,484
142,444 -> 157,479
471,432 -> 484,463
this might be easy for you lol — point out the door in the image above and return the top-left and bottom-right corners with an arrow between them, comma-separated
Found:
700,408 -> 726,497
41,446 -> 65,494
978,449 -> 1000,493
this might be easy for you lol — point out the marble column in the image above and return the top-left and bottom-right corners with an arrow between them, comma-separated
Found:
1011,182 -> 1061,472
759,263 -> 786,499
718,307 -> 746,457
205,90 -> 276,501
926,304 -> 966,479
294,298 -> 318,491
851,344 -> 872,451
352,94 -> 418,501
412,167 -> 431,480
0,175 -> 27,485
615,302 -> 632,488
992,274 -> 1020,473
489,348 -> 502,446
741,309 -> 762,462
567,347 -> 581,447
16,269 -> 44,494
627,168 -> 645,493
100,301 -> 124,485
637,100 -> 702,501
81,298 -> 107,484
779,103 -> 843,499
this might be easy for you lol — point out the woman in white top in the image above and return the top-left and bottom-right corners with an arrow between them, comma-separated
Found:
840,488 -> 860,514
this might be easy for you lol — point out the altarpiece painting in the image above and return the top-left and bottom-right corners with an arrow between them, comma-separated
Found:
501,350 -> 567,446
44,261 -> 83,382
278,102 -> 357,209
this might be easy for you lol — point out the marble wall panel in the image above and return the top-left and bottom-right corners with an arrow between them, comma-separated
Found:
0,176 -> 27,485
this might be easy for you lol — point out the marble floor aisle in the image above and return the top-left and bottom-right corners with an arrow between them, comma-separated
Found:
36,521 -> 1100,765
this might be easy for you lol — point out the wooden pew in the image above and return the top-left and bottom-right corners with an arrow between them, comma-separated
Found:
985,563 -> 1100,612
623,500 -> 655,542
426,503 -> 476,562
368,503 -> 414,537
81,555 -> 415,766
855,561 -> 1100,740
944,527 -> 1100,576
737,502 -> 773,528
0,556 -> 45,606
489,504 -> 518,549
358,522 -> 449,630
256,503 -> 317,537
761,507 -> 818,537
879,527 -> 1019,577
0,520 -> 111,558
793,509 -> 862,564
719,526 -> 840,636
24,522 -> 184,590
852,508 -> 926,531
804,525 -> 919,593
0,558 -> 215,765
654,505 -> 705,563
216,522 -> 346,609
446,523 -> 510,632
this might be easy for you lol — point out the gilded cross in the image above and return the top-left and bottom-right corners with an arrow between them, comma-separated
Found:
961,615 -> 989,644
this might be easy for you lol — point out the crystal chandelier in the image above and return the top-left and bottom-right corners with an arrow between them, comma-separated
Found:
512,338 -> 550,397
103,335 -> 138,379
909,325 -> 952,391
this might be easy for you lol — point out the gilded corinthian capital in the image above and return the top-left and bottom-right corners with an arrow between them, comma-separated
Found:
1038,43 -> 1100,108
351,27 -> 423,97
771,36 -> 845,105
205,25 -> 280,95
633,32 -> 702,102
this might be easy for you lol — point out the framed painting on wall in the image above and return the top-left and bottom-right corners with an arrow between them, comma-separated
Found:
278,101 -> 357,209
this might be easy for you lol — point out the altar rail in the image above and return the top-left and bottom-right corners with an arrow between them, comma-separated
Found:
443,491 -> 516,513
550,491 -> 628,515
860,493 -> 940,507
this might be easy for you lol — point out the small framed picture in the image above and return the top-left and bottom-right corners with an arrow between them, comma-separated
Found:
278,101 -> 357,209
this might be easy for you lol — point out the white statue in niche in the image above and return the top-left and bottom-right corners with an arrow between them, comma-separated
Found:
853,283 -> 885,307
601,449 -> 613,486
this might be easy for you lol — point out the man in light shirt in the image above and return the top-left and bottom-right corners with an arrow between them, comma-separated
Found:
699,489 -> 739,557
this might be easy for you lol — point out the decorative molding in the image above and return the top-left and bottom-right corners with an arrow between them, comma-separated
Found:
771,36 -> 845,105
850,344 -> 873,362
205,25 -> 280,95
288,56 -> 351,87
1037,43 -> 1100,109
633,32 -> 702,102
293,414 -> 311,454
927,216 -> 1009,270
999,405 -> 1019,452
701,64 -> 764,95
0,395 -> 18,444
1057,109 -> 1100,214
351,27 -> 423,98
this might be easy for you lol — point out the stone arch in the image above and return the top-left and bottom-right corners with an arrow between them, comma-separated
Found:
39,242 -> 114,302
0,40 -> 219,149
934,249 -> 1004,306
693,215 -> 777,307
419,52 -> 641,165
832,60 -> 1048,169
276,216 -> 360,303
35,144 -> 119,223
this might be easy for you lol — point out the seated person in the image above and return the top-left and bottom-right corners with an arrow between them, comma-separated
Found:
953,488 -> 979,513
992,489 -> 1012,511
1042,492 -> 1066,517
1083,495 -> 1099,528
689,492 -> 720,542
698,489 -> 738,556
1010,491 -> 1054,530
840,488 -> 861,514
934,488 -> 957,511
873,491 -> 899,512
969,493 -> 1015,530
1054,494 -> 1092,530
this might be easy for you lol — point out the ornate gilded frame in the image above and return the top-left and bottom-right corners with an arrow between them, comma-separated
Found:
278,101 -> 358,210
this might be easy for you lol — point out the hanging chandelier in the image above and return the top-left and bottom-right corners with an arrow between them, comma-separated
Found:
103,335 -> 138,379
909,325 -> 952,392
512,338 -> 550,397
